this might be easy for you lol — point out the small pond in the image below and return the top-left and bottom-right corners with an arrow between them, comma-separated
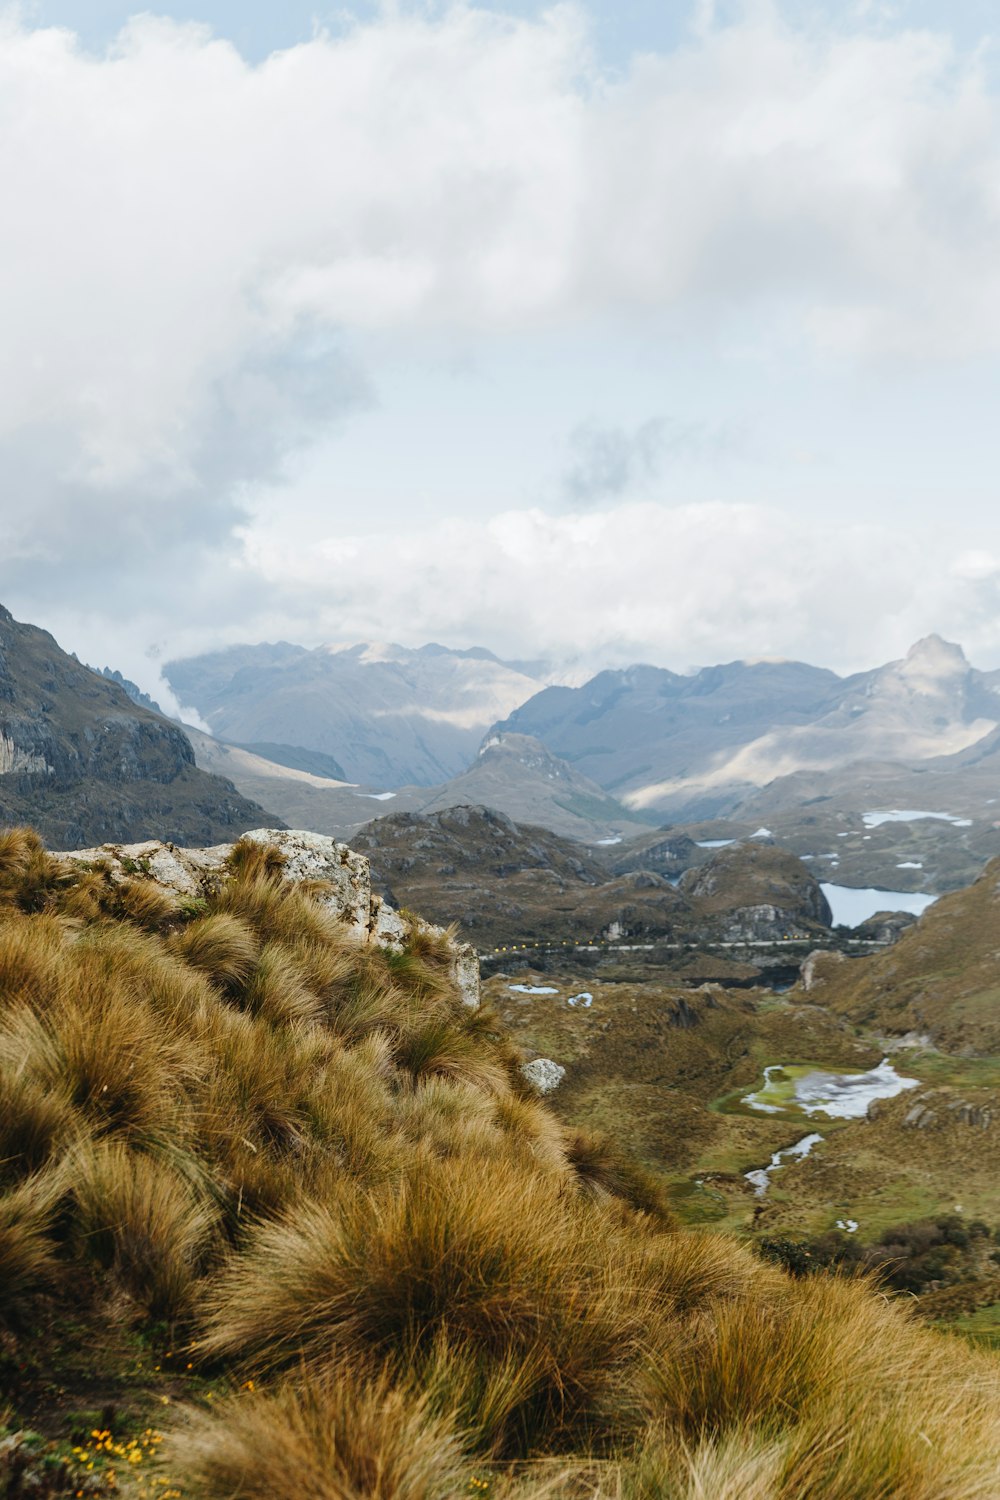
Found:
742,1059 -> 919,1120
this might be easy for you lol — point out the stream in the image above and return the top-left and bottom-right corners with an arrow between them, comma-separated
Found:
745,1133 -> 824,1197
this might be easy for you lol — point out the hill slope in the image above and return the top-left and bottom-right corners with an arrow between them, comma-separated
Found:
1,824 -> 997,1498
187,729 -> 645,845
803,854 -> 1000,1052
0,606 -> 275,846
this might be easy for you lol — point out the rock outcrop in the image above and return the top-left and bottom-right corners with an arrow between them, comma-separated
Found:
54,827 -> 480,1008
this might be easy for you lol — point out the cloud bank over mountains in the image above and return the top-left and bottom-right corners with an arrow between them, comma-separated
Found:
3,2 -> 1000,692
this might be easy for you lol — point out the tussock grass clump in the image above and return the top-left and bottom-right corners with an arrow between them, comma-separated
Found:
0,911 -> 67,1013
180,1365 -> 467,1500
0,1056 -> 79,1185
0,827 -> 65,912
108,875 -> 181,931
199,1158 -> 657,1456
564,1129 -> 676,1224
394,1014 -> 512,1096
0,1171 -> 63,1320
168,911 -> 259,991
0,824 -> 997,1497
240,939 -> 327,1028
70,1140 -> 218,1319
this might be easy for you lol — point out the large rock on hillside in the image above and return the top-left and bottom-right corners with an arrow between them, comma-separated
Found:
0,606 -> 276,847
54,826 -> 480,1008
679,843 -> 833,941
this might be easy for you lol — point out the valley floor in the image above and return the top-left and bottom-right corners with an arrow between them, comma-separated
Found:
486,966 -> 1000,1347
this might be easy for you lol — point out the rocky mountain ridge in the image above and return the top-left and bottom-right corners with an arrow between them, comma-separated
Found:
495,635 -> 1000,819
352,804 -> 837,953
0,605 -> 276,847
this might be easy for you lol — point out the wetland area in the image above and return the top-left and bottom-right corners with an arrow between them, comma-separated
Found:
487,963 -> 1000,1342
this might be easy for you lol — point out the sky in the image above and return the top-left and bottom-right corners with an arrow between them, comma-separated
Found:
4,0 -> 1000,708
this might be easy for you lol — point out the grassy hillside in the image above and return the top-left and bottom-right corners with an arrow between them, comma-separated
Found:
1,828 -> 998,1498
806,854 -> 1000,1052
486,950 -> 1000,1340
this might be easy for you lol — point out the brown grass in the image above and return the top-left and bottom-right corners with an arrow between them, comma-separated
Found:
0,1170 -> 63,1320
70,1139 -> 218,1320
180,1365 -> 467,1500
0,825 -> 995,1497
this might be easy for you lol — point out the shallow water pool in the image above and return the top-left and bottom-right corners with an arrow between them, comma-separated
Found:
742,1059 -> 919,1120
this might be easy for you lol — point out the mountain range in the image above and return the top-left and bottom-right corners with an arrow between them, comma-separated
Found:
164,639 -> 548,786
8,607 -> 1000,896
162,632 -> 1000,892
494,635 -> 1000,818
187,729 -> 648,846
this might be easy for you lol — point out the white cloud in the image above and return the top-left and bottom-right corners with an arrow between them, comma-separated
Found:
1,4 -> 1000,680
238,497 -> 1000,677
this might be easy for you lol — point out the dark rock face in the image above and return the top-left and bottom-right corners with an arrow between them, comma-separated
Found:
0,607 -> 278,848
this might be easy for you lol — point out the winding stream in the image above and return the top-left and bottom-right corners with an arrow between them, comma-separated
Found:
746,1133 -> 824,1197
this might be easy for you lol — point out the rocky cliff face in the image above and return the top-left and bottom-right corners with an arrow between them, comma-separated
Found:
0,605 -> 276,847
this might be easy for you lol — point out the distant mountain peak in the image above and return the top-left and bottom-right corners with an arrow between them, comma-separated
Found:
902,634 -> 968,676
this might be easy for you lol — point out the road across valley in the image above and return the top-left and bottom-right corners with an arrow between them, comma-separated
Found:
481,936 -> 889,958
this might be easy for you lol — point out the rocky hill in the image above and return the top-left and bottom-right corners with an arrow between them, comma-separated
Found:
165,639 -> 546,787
352,805 -> 834,952
678,840 -> 833,938
414,732 -> 646,840
0,606 -> 275,847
